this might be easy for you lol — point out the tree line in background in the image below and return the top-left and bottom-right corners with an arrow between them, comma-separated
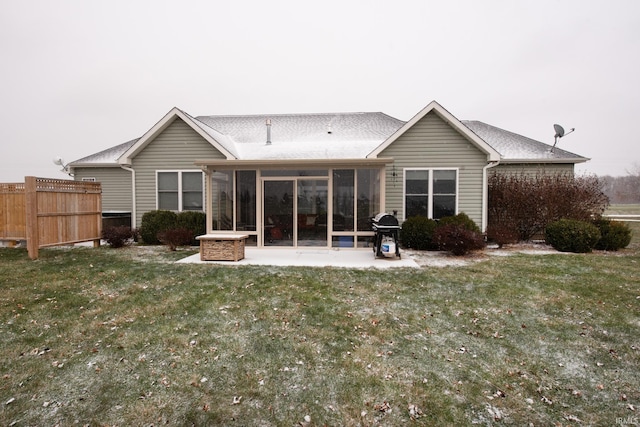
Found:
599,164 -> 640,204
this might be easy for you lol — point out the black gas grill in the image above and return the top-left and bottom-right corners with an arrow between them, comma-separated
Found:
371,212 -> 401,259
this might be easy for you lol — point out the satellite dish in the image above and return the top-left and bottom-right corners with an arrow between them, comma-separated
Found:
553,124 -> 565,139
53,156 -> 64,166
551,124 -> 575,151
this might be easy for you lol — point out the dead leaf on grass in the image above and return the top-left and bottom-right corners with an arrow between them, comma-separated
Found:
374,401 -> 391,413
408,404 -> 423,419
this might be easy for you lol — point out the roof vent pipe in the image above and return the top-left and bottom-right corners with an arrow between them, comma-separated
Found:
266,118 -> 272,145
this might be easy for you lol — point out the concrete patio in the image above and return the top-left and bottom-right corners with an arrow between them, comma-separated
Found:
177,247 -> 420,269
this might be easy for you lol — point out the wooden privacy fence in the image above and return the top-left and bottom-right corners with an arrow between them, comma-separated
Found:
0,182 -> 26,241
0,177 -> 102,259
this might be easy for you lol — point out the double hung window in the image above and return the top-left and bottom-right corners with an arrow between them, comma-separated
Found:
404,169 -> 457,219
157,171 -> 203,211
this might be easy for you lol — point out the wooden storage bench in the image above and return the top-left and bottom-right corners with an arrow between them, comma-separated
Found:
196,234 -> 249,262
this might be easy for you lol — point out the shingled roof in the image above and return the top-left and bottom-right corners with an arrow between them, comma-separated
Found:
462,120 -> 588,163
69,108 -> 588,166
195,112 -> 404,160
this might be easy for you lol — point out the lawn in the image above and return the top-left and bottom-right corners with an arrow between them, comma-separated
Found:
606,204 -> 640,216
0,232 -> 639,425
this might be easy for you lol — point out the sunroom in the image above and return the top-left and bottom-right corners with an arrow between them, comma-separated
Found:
195,159 -> 392,249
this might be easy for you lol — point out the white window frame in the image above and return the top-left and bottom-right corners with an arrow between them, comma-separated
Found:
403,168 -> 459,220
156,170 -> 204,212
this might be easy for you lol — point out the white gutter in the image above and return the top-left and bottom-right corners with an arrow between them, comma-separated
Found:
482,161 -> 500,232
120,165 -> 137,228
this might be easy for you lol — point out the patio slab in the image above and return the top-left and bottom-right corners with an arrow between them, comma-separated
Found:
176,247 -> 420,269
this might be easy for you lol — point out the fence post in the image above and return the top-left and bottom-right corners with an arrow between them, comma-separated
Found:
25,176 -> 39,259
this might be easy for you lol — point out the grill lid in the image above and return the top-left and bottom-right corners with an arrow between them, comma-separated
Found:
372,212 -> 399,227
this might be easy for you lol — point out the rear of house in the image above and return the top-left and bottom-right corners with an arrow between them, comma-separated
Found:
67,100 -> 588,248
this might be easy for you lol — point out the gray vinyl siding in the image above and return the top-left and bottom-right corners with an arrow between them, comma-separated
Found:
131,118 -> 226,225
492,163 -> 575,176
379,112 -> 488,227
73,167 -> 132,213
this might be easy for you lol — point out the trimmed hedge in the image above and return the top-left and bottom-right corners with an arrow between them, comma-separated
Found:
140,210 -> 178,245
176,211 -> 207,245
400,216 -> 438,250
401,213 -> 483,254
437,212 -> 481,233
593,218 -> 632,251
140,210 -> 206,245
545,219 -> 601,253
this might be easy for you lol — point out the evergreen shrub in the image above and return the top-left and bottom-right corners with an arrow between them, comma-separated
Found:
140,210 -> 178,244
400,216 -> 438,250
438,212 -> 481,233
592,218 -> 632,251
545,219 -> 601,253
177,211 -> 206,245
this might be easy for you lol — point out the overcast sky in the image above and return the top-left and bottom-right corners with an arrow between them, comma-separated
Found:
1,0 -> 638,182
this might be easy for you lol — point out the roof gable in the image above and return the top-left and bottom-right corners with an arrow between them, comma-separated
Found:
118,107 -> 238,165
367,101 -> 501,161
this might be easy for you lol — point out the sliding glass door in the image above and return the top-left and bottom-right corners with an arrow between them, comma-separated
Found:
297,179 -> 328,247
263,180 -> 294,246
262,179 -> 328,247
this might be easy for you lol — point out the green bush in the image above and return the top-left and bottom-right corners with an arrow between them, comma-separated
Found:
438,212 -> 481,233
400,216 -> 438,250
593,218 -> 632,251
433,223 -> 486,256
545,219 -> 601,253
177,211 -> 206,245
140,210 -> 178,244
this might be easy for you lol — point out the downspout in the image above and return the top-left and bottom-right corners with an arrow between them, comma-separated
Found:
482,161 -> 500,232
120,165 -> 137,228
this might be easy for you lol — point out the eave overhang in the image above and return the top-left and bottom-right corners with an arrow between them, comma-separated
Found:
498,157 -> 590,164
194,158 -> 394,170
69,162 -> 123,169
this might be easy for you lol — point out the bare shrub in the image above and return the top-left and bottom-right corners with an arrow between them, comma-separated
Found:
486,223 -> 519,248
157,228 -> 194,251
488,173 -> 609,241
433,224 -> 485,256
102,225 -> 135,248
